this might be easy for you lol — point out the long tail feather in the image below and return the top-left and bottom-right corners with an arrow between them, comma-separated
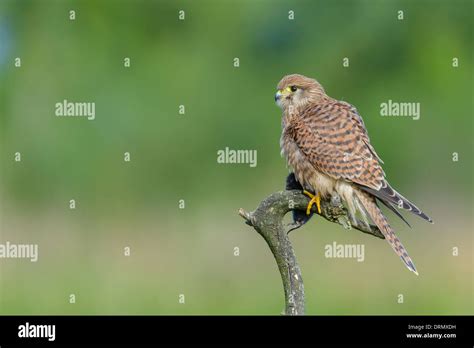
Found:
378,199 -> 411,228
355,189 -> 418,275
357,181 -> 433,223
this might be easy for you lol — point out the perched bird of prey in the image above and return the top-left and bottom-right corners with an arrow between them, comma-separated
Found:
275,74 -> 433,275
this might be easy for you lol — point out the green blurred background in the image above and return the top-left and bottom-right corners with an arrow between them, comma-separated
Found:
0,0 -> 472,314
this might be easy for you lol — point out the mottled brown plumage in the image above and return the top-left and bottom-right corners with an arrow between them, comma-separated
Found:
275,74 -> 432,275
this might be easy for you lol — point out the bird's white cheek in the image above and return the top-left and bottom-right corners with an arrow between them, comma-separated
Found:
293,95 -> 307,109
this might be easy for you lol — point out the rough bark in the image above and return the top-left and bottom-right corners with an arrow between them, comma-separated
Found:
238,190 -> 383,315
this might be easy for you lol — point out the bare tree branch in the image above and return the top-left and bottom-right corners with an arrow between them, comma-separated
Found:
238,189 -> 383,315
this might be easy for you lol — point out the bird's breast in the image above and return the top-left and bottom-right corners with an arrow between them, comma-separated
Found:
280,132 -> 336,198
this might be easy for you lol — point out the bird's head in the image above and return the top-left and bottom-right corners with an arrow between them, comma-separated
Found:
275,74 -> 326,111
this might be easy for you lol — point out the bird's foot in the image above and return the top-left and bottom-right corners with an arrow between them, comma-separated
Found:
303,190 -> 321,215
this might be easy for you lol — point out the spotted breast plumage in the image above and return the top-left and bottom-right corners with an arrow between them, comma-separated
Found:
275,74 -> 433,275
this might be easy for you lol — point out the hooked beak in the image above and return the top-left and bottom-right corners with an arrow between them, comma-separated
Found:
275,90 -> 282,102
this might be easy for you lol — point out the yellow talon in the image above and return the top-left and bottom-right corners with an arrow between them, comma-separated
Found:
303,190 -> 321,215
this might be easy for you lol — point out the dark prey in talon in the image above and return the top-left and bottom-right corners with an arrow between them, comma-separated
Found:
285,173 -> 314,228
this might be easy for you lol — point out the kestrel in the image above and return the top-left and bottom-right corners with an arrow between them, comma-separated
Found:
275,74 -> 433,275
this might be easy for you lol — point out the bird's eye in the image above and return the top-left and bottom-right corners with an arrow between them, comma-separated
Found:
290,86 -> 298,92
